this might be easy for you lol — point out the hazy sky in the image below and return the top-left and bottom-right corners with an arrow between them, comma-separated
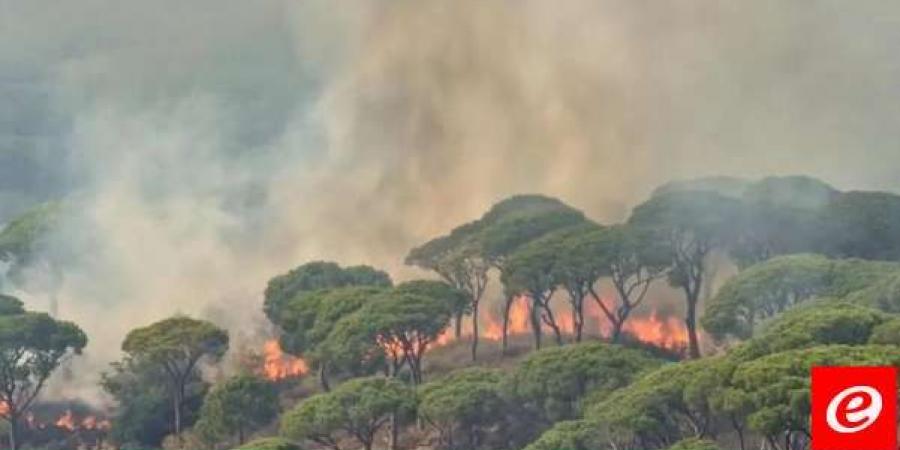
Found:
1,0 -> 900,403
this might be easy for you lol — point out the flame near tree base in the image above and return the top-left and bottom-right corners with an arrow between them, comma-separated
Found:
438,296 -> 690,349
260,296 -> 689,381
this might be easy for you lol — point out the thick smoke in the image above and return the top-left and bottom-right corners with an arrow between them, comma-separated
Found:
2,0 -> 900,404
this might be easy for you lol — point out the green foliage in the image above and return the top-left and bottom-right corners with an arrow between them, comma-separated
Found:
264,261 -> 391,323
0,296 -> 87,448
0,296 -> 87,449
0,294 -> 25,315
701,254 -> 836,340
281,377 -> 414,450
731,345 -> 900,441
481,207 -> 587,264
279,393 -> 343,449
868,318 -> 900,345
501,231 -> 566,298
0,202 -> 67,302
500,230 -> 569,346
827,258 -> 900,298
0,201 -> 61,264
703,255 -> 900,341
393,280 -> 470,316
122,316 -> 229,435
419,368 -> 504,449
844,270 -> 900,313
123,316 -> 229,366
280,286 -> 386,358
365,286 -> 463,382
505,342 -> 662,425
320,282 -> 464,383
195,375 -> 279,446
522,420 -> 606,450
102,358 -> 208,448
405,220 -> 488,287
406,216 -> 493,360
731,302 -> 888,362
666,437 -> 723,450
232,438 -> 302,450
407,194 -> 587,357
586,357 -> 731,448
317,312 -> 386,380
406,208 -> 492,275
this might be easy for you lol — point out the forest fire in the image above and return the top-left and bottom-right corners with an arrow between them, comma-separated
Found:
262,339 -> 309,381
0,408 -> 114,433
263,294 -> 688,380
434,295 -> 689,350
623,310 -> 690,349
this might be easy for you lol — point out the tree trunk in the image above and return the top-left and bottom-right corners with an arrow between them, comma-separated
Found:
470,300 -> 480,362
610,303 -> 632,344
572,299 -> 584,342
411,355 -> 423,385
8,415 -> 18,450
686,294 -> 701,359
173,387 -> 183,435
684,258 -> 705,359
319,364 -> 331,392
611,320 -> 624,343
454,311 -> 464,338
542,306 -> 563,346
389,413 -> 399,450
530,298 -> 543,350
501,295 -> 513,355
238,423 -> 246,445
735,423 -> 745,450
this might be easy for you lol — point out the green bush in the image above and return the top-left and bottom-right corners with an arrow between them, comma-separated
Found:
233,437 -> 302,450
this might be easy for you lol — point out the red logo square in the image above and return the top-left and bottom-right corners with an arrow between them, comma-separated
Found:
812,366 -> 897,450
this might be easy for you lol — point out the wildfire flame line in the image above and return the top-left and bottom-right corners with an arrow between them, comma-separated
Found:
435,295 -> 690,349
54,410 -> 111,432
261,296 -> 689,379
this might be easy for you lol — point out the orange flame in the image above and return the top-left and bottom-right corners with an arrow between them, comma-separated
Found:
432,294 -> 689,351
481,296 -> 530,341
56,410 -> 76,431
262,339 -> 309,381
52,410 -> 111,432
623,310 -> 689,349
435,328 -> 455,346
81,415 -> 112,431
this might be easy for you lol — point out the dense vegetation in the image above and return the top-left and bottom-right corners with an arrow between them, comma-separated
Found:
3,175 -> 900,450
